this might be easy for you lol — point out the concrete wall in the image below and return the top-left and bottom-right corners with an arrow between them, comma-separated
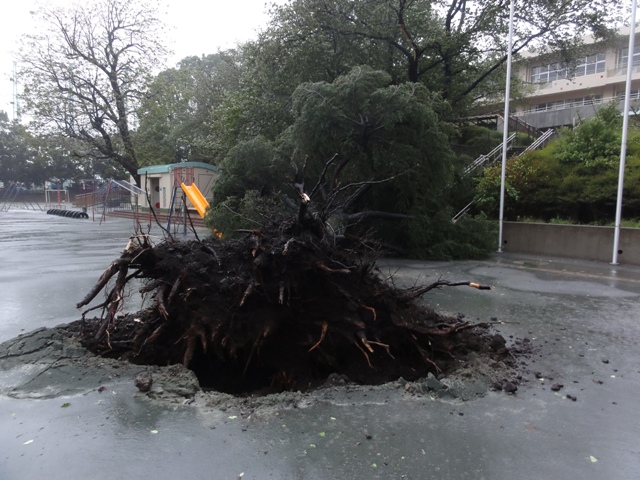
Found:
502,222 -> 640,265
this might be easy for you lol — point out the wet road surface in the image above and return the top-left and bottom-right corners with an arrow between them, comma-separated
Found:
1,209 -> 639,479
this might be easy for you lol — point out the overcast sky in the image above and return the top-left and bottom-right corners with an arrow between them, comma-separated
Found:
0,0 -> 285,119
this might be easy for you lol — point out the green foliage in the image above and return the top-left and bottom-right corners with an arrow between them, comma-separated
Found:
136,52 -> 245,167
549,217 -> 576,225
406,211 -> 497,260
555,102 -> 623,167
204,67 -> 498,259
202,84 -> 288,164
0,116 -> 111,185
285,67 -> 454,208
475,106 -> 640,223
206,136 -> 294,235
205,191 -> 291,238
621,219 -> 640,228
455,126 -> 505,157
281,67 -> 465,253
513,133 -> 536,148
266,0 -> 622,112
0,117 -> 30,182
474,153 -> 533,217
212,135 -> 290,203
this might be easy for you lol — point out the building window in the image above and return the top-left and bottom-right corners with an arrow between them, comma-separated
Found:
530,62 -> 568,83
530,53 -> 605,83
618,46 -> 640,68
573,54 -> 606,77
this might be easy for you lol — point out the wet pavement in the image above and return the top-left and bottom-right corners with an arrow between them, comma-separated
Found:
1,208 -> 640,479
0,209 -> 205,341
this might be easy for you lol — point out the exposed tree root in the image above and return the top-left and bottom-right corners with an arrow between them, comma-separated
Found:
75,221 -> 505,395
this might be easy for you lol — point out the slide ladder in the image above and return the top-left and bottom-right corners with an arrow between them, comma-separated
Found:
166,182 -> 212,236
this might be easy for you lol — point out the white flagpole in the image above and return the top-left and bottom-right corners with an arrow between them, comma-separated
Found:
612,1 -> 637,265
498,0 -> 516,252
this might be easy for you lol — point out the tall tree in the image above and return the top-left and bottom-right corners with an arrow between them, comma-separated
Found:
0,112 -> 34,183
136,51 -> 245,167
265,0 -> 624,111
18,0 -> 168,181
206,67 -> 491,258
0,113 -> 121,187
282,67 -> 455,235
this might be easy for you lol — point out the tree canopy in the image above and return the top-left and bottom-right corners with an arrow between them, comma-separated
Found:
156,0 -> 623,170
0,110 -> 126,187
206,67 -> 497,258
18,0 -> 169,181
0,113 -> 35,184
135,52 -> 245,167
263,0 -> 623,110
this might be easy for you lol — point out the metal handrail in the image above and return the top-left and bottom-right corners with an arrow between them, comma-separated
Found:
462,133 -> 517,177
452,200 -> 475,223
522,128 -> 555,153
111,179 -> 145,195
452,130 -> 554,222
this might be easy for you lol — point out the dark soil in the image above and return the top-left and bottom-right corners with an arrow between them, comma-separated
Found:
75,221 -> 515,396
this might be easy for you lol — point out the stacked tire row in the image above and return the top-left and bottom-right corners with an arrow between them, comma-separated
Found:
47,209 -> 89,219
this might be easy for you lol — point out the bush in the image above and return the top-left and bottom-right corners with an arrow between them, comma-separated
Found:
205,191 -> 291,237
474,104 -> 640,224
406,210 -> 497,260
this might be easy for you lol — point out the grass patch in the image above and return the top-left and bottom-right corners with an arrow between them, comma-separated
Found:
621,219 -> 640,228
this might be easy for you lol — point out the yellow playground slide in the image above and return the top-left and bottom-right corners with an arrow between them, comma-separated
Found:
180,182 -> 210,218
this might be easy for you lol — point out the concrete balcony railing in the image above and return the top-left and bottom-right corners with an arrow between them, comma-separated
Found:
521,93 -> 639,115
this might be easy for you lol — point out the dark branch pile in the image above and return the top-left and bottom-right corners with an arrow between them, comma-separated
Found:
74,218 -> 508,395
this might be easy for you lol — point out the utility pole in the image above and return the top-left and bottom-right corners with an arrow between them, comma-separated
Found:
498,0 -> 516,252
612,1 -> 638,265
11,61 -> 20,122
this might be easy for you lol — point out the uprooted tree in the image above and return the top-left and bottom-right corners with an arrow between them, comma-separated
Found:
75,154 -> 511,395
208,67 -> 497,260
